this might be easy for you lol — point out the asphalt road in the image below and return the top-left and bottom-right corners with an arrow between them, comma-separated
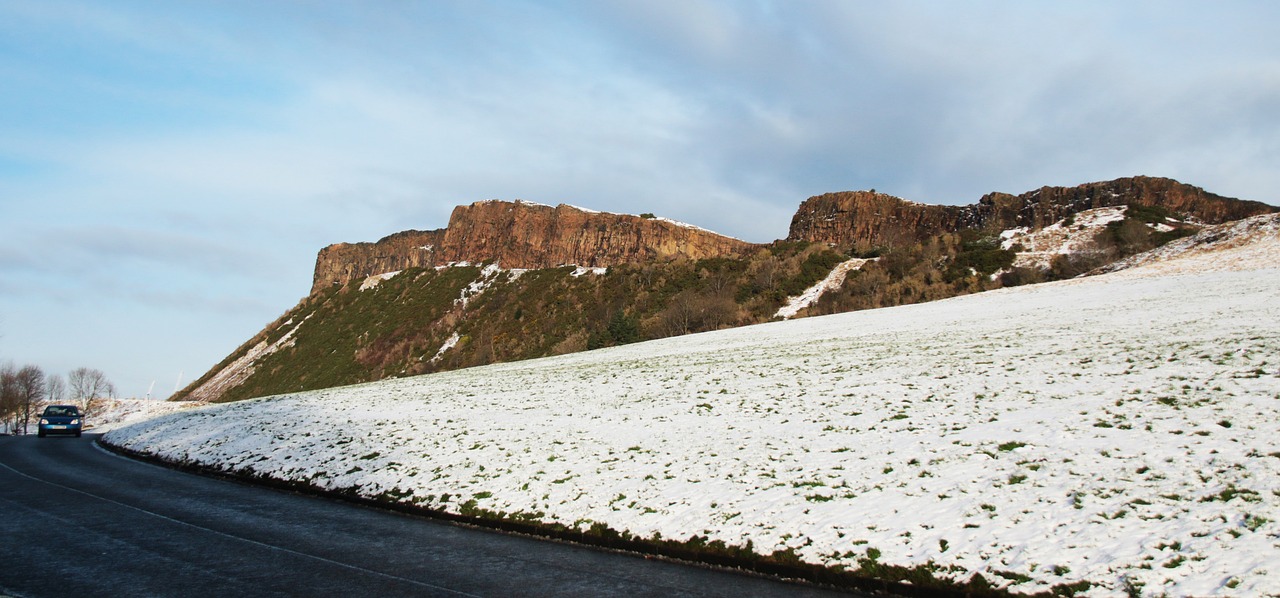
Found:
0,434 -> 858,597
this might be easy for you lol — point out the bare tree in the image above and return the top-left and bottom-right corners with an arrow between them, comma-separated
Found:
68,367 -> 115,417
1,362 -> 18,435
13,365 -> 46,435
655,289 -> 739,338
46,373 -> 67,404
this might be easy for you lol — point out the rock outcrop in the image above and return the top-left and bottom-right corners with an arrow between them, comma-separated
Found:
312,201 -> 755,294
312,229 -> 447,295
788,176 -> 1277,250
316,177 -> 1275,294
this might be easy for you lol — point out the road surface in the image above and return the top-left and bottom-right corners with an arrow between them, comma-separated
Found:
0,434 -> 858,597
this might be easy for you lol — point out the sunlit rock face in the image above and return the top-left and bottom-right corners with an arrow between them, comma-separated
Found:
787,176 -> 1276,251
312,200 -> 756,294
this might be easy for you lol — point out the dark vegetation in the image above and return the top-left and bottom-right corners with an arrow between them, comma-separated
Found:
177,207 -> 1201,403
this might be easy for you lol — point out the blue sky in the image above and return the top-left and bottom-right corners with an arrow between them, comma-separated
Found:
1,1 -> 1277,400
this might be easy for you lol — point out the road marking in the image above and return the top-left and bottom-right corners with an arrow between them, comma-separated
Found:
0,457 -> 481,597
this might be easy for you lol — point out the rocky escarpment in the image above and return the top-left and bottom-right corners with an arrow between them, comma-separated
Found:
312,229 -> 448,295
313,201 -> 756,294
788,176 -> 1277,250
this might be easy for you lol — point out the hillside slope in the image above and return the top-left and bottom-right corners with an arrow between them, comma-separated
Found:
109,217 -> 1280,596
177,242 -> 850,403
176,177 -> 1275,404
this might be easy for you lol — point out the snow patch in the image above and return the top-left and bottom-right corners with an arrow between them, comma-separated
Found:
570,266 -> 608,277
1097,213 -> 1280,276
431,332 -> 461,363
456,263 -> 504,307
1000,206 -> 1127,269
84,398 -> 203,433
359,271 -> 401,291
774,258 -> 873,319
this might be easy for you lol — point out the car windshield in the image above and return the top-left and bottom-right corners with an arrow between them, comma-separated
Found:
43,406 -> 79,417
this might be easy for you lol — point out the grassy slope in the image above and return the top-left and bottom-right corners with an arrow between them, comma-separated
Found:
177,207 -> 1199,405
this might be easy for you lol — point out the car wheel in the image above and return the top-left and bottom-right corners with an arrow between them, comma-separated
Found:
37,431 -> 45,438
75,431 -> 82,438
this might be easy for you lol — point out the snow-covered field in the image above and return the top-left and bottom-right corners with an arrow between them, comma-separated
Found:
86,398 -> 202,433
105,224 -> 1280,596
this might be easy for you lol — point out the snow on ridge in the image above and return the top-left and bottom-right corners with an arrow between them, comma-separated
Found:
651,216 -> 746,242
774,257 -> 873,319
105,238 -> 1280,596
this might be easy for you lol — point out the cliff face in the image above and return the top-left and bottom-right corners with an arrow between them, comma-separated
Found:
784,191 -> 981,249
315,177 -> 1275,294
788,176 -> 1277,249
312,201 -> 755,294
313,229 -> 447,296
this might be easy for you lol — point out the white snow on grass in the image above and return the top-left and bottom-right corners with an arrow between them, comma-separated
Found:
105,232 -> 1280,596
1000,206 -> 1127,270
85,398 -> 202,433
775,257 -> 873,320
1098,213 -> 1280,277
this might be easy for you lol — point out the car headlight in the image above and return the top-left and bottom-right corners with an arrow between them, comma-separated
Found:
71,419 -> 80,425
40,418 -> 49,424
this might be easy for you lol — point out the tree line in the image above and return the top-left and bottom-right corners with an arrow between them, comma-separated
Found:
0,363 -> 115,435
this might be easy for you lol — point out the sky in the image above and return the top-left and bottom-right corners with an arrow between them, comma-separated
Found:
1,0 -> 1277,400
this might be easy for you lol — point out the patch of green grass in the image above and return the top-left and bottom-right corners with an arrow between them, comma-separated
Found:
1200,485 -> 1261,503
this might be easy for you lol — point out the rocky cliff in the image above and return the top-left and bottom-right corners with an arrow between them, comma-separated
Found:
312,229 -> 448,296
313,201 -> 756,294
788,176 -> 1277,250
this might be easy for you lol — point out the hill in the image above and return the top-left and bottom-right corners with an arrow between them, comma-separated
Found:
174,177 -> 1276,404
106,215 -> 1280,595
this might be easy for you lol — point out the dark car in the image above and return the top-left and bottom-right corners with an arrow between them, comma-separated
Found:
38,405 -> 83,438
